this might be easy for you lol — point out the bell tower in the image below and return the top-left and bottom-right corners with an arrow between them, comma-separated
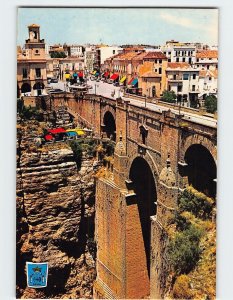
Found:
28,24 -> 40,42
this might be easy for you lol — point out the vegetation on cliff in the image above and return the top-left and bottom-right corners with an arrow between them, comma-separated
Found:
166,186 -> 216,299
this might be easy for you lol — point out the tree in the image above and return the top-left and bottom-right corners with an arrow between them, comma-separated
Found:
161,90 -> 177,103
50,51 -> 67,58
167,225 -> 203,275
204,95 -> 217,113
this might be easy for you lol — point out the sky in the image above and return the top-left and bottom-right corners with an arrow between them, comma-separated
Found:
17,7 -> 218,46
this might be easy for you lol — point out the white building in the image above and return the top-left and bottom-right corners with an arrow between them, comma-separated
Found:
198,69 -> 218,103
195,50 -> 218,71
69,45 -> 84,57
97,46 -> 123,67
161,42 -> 196,64
166,62 -> 200,107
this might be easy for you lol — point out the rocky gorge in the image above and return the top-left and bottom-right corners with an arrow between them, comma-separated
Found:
16,120 -> 98,299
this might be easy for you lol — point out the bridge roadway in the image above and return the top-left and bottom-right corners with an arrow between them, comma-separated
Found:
51,79 -> 217,129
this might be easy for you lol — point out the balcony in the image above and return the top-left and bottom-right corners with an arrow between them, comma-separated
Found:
22,76 -> 30,81
168,77 -> 183,82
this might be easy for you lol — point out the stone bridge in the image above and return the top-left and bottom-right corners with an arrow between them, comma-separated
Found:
51,92 -> 217,299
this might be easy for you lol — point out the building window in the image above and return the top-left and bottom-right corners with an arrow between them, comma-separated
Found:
182,57 -> 186,62
155,59 -> 157,64
193,74 -> 196,79
176,57 -> 179,62
207,65 -> 210,70
197,58 -> 199,62
173,74 -> 177,80
183,74 -> 189,80
168,85 -> 171,91
168,59 -> 171,62
178,84 -> 182,92
23,68 -> 27,78
113,50 -> 115,54
209,77 -> 212,81
192,85 -> 195,91
35,49 -> 39,55
159,67 -> 162,74
159,59 -> 162,64
35,68 -> 41,78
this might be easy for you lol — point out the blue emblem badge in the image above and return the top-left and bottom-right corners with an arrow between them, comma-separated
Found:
26,262 -> 48,288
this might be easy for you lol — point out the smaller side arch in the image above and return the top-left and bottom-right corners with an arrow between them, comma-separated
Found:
102,110 -> 116,141
184,143 -> 217,198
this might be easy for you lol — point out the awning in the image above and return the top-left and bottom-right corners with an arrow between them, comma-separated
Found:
76,130 -> 85,136
67,129 -> 85,136
65,73 -> 71,79
128,77 -> 134,85
73,73 -> 78,78
131,78 -> 138,86
44,134 -> 54,141
104,72 -> 110,78
120,76 -> 126,83
95,72 -> 99,77
92,70 -> 97,75
78,72 -> 83,77
48,128 -> 66,134
66,131 -> 77,137
110,73 -> 119,80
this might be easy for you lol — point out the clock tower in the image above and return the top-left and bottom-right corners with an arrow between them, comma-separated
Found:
28,24 -> 40,42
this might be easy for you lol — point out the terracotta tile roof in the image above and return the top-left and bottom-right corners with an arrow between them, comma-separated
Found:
144,51 -> 167,59
141,71 -> 161,78
114,51 -> 139,60
132,52 -> 148,61
167,62 -> 190,69
199,69 -> 218,78
196,50 -> 218,59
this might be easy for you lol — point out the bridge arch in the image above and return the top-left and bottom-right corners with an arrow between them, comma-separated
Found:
102,110 -> 116,141
184,144 -> 216,198
126,155 -> 157,298
181,134 -> 217,163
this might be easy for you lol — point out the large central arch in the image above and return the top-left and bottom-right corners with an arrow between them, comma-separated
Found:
126,156 -> 157,298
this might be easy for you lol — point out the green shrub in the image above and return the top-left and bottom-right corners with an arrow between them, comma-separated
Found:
19,105 -> 43,121
172,211 -> 191,231
178,187 -> 214,219
161,90 -> 177,103
103,140 -> 115,156
204,95 -> 217,114
167,225 -> 203,275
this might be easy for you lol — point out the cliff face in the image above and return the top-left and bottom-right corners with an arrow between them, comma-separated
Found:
16,121 -> 97,299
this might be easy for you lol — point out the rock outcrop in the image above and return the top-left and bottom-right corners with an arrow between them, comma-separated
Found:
16,121 -> 97,299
